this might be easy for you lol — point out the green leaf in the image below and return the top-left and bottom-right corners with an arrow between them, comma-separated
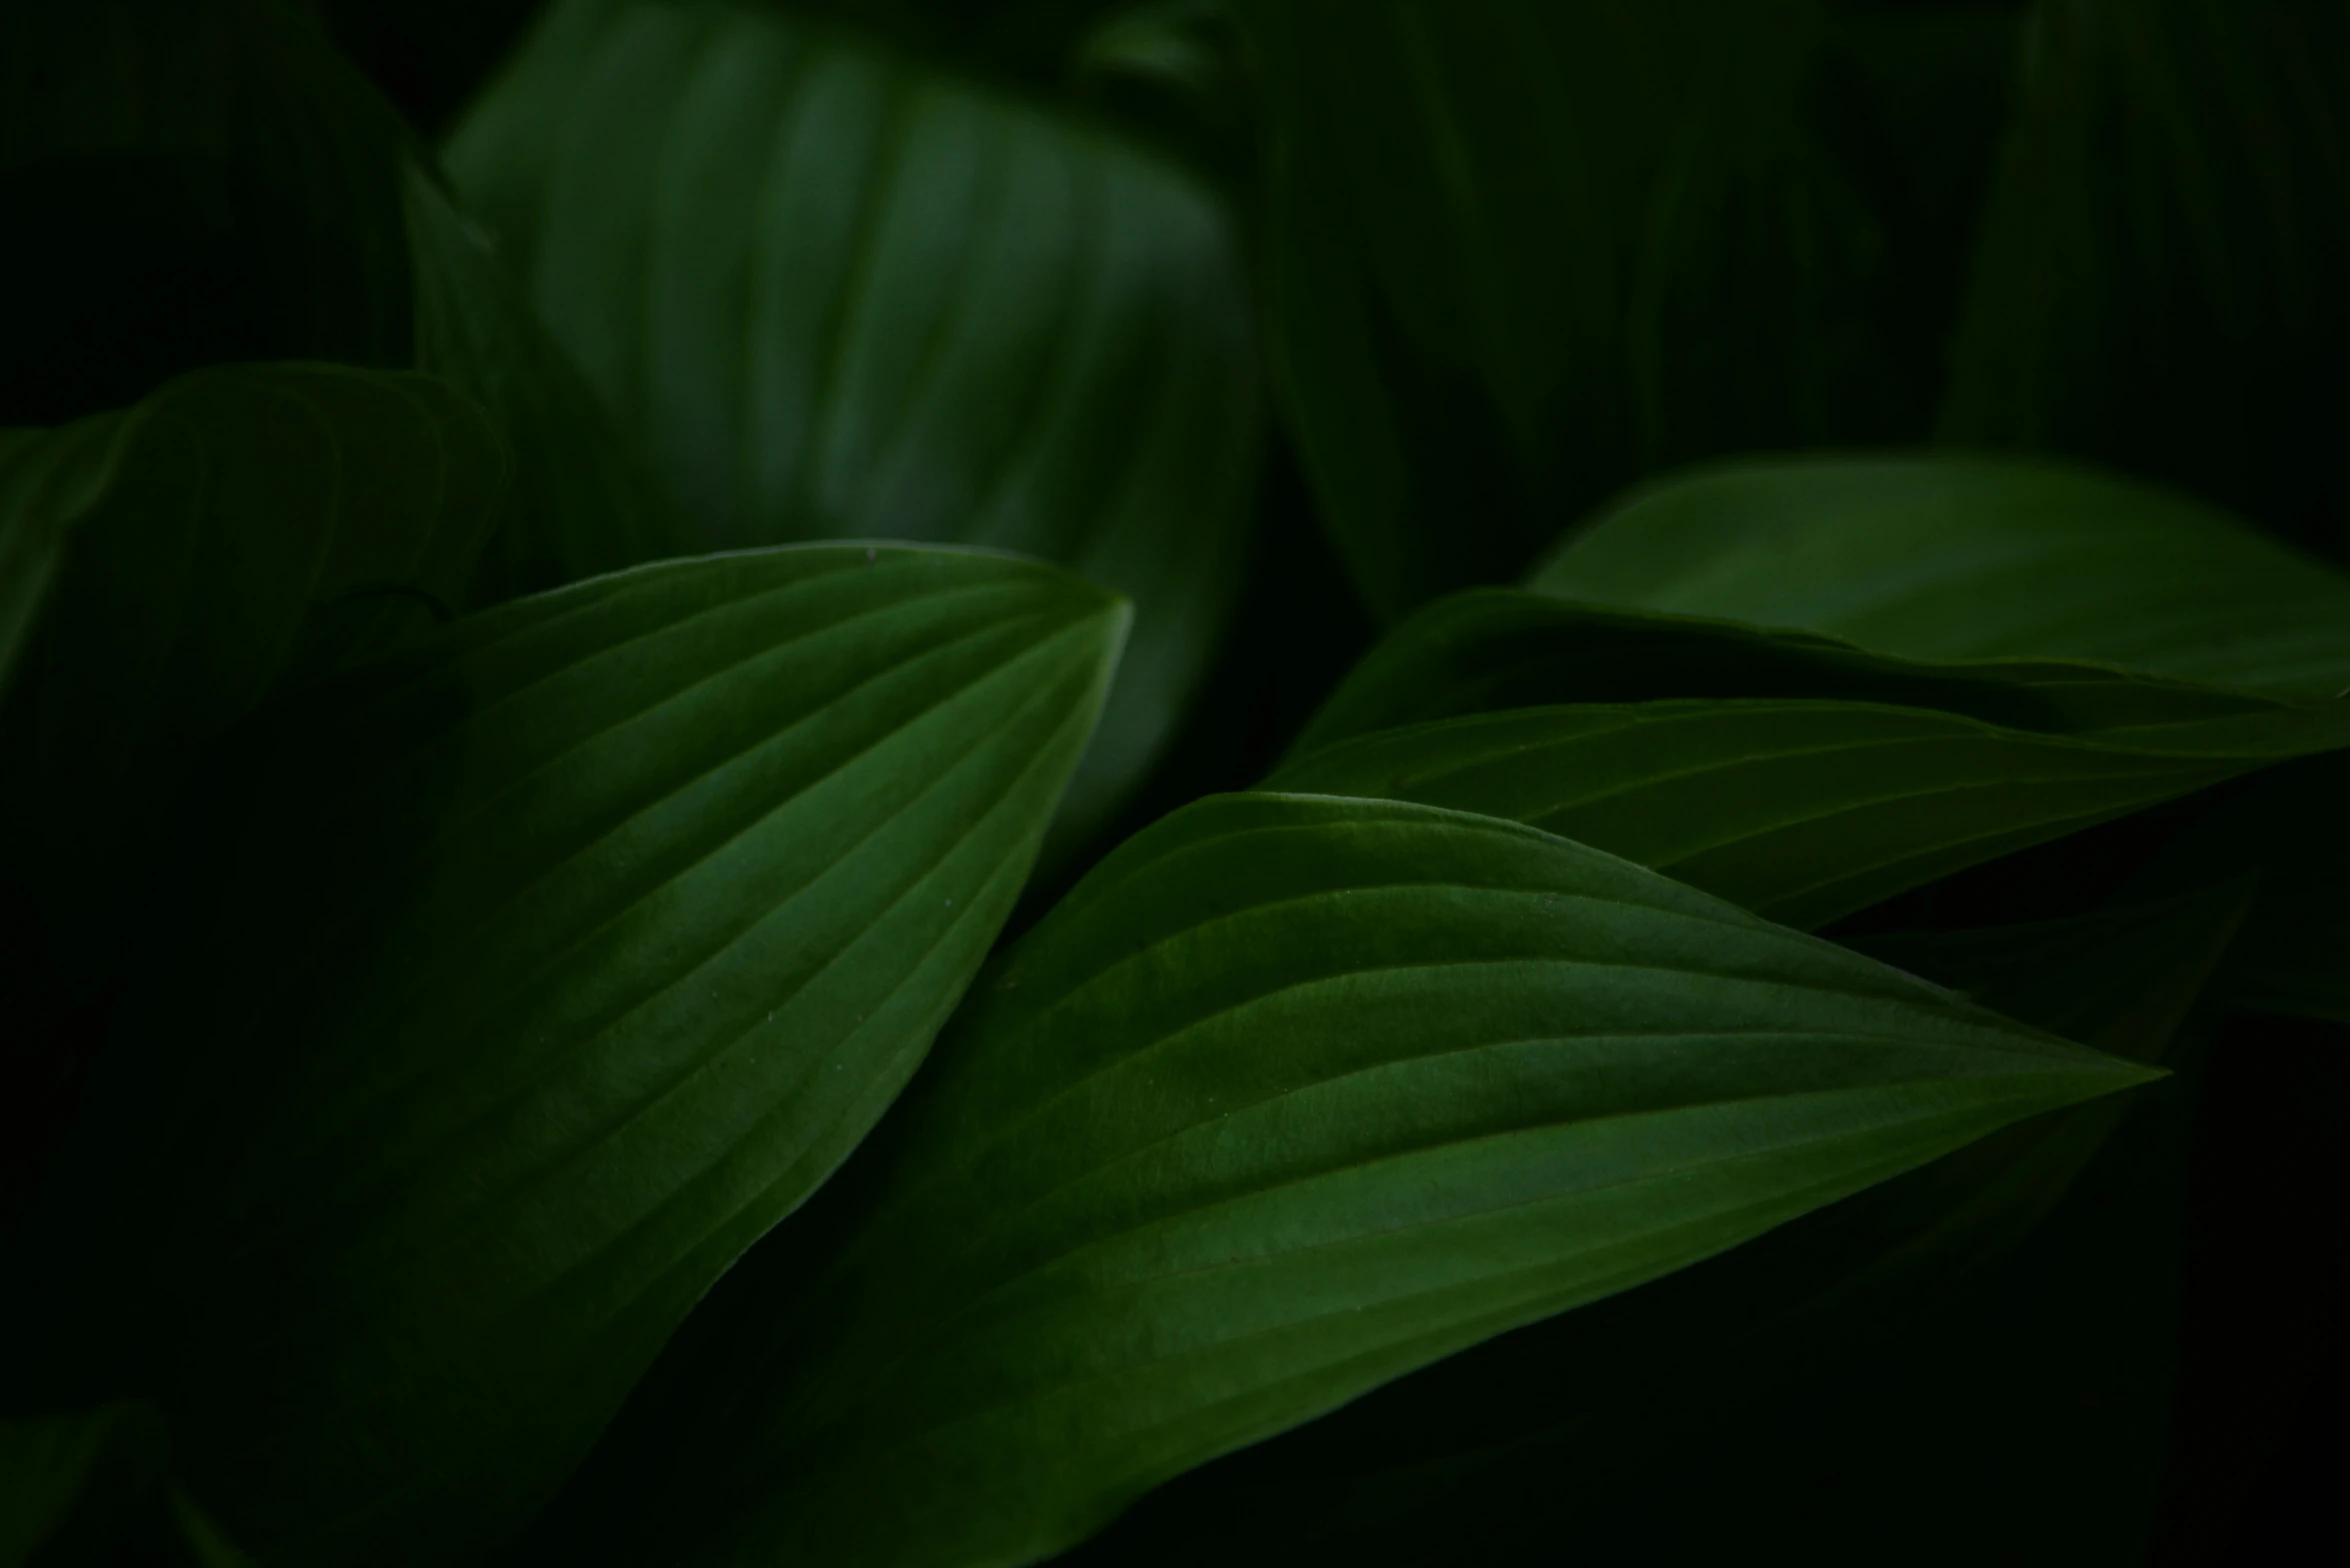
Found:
0,364 -> 508,963
1062,876 -> 2249,1568
1938,0 -> 2350,550
33,545 -> 1124,1564
1527,457 -> 2350,700
634,792 -> 2152,1568
0,1403 -> 166,1568
0,0 -> 690,601
444,0 -> 1261,853
1272,593 -> 2350,929
404,165 -> 699,603
1234,0 -> 1887,619
1289,588 -> 2316,759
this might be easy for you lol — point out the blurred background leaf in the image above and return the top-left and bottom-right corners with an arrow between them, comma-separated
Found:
0,0 -> 693,608
1234,0 -> 1892,620
445,0 -> 1263,860
1941,0 -> 2350,561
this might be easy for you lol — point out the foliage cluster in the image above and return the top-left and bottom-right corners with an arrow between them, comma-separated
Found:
4,1 -> 2346,1564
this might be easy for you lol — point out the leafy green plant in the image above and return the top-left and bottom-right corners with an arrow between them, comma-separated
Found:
5,1 -> 2343,1564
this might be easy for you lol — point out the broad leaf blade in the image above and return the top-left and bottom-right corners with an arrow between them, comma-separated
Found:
37,546 -> 1124,1564
1287,589 -> 2309,761
1268,701 -> 2321,932
1064,877 -> 2248,1568
650,792 -> 2153,1567
1272,592 -> 2350,929
1236,0 -> 1887,618
1527,456 -> 2350,698
446,0 -> 1261,851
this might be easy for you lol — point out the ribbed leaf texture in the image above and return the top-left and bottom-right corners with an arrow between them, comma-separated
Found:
26,545 -> 1125,1565
634,792 -> 2153,1568
446,0 -> 1260,851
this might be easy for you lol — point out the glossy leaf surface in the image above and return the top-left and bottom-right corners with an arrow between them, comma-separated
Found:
651,793 -> 2152,1567
446,0 -> 1260,849
87,546 -> 1123,1564
1528,456 -> 2350,698
1235,0 -> 1885,618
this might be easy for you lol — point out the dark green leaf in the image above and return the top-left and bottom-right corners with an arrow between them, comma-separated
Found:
1289,588 -> 2317,759
38,546 -> 1124,1564
1939,0 -> 2350,555
0,364 -> 508,963
0,1403 -> 166,1568
445,0 -> 1261,852
1067,874 -> 2246,1568
1272,593 -> 2350,929
1235,0 -> 1887,618
403,165 -> 699,602
0,0 -> 689,601
1528,455 -> 2350,698
640,792 -> 2152,1567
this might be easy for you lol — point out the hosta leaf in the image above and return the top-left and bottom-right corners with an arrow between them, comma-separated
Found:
0,364 -> 507,961
1272,593 -> 2350,929
445,0 -> 1260,852
403,165 -> 697,602
1233,0 -> 1886,619
44,546 -> 1124,1565
1288,589 -> 2312,760
0,0 -> 690,600
640,792 -> 2152,1568
1938,0 -> 2350,552
1066,876 -> 2247,1568
1527,455 -> 2350,699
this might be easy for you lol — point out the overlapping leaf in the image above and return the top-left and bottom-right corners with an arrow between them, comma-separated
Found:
1064,876 -> 2247,1568
0,364 -> 508,966
0,0 -> 690,603
445,0 -> 1261,852
1273,592 -> 2350,929
1234,0 -> 1886,618
625,792 -> 2152,1568
33,546 -> 1124,1565
1528,456 -> 2350,699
